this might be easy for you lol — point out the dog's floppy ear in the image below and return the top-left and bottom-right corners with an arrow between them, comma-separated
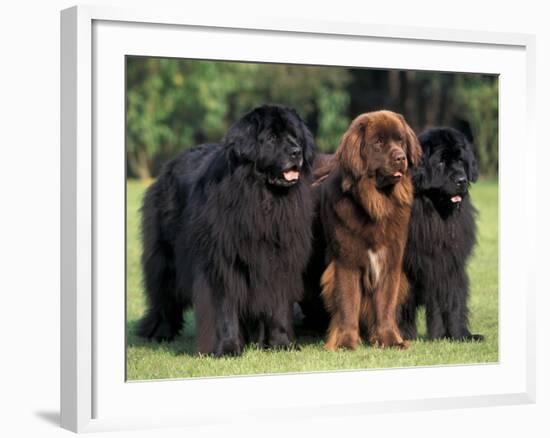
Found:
410,129 -> 432,192
398,114 -> 422,167
336,119 -> 367,178
453,128 -> 478,183
222,109 -> 262,163
411,160 -> 430,192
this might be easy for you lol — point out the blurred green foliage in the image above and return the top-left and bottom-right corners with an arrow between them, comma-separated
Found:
126,57 -> 498,179
451,76 -> 499,176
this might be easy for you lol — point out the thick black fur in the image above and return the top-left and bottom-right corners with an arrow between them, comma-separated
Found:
136,104 -> 316,356
399,127 -> 484,341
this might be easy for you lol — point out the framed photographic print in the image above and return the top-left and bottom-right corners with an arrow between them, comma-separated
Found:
60,4 -> 536,433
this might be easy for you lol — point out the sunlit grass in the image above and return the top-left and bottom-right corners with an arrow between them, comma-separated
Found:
126,179 -> 498,380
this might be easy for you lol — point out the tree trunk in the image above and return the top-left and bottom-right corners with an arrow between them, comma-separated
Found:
403,70 -> 419,129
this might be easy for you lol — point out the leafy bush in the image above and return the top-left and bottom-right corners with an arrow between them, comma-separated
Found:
126,58 -> 498,178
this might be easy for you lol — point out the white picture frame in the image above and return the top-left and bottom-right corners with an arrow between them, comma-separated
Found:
60,4 -> 536,433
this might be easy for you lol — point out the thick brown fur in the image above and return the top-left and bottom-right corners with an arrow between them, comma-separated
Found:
304,111 -> 421,351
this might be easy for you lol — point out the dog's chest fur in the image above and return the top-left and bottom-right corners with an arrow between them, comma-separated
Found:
407,195 -> 477,263
324,171 -> 413,274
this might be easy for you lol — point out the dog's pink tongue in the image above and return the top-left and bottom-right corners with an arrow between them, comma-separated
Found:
451,195 -> 462,203
283,170 -> 300,181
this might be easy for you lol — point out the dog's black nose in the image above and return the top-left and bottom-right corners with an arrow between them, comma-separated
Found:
455,176 -> 467,187
289,146 -> 302,159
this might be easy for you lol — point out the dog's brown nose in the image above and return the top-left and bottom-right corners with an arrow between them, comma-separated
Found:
393,150 -> 406,164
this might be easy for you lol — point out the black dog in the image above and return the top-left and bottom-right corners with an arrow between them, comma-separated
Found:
136,104 -> 316,356
399,127 -> 484,341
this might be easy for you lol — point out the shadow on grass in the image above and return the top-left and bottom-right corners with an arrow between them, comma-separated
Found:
126,312 -> 329,357
126,313 -> 445,362
126,316 -> 196,357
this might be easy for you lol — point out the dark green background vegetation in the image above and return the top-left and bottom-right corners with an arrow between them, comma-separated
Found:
126,57 -> 498,180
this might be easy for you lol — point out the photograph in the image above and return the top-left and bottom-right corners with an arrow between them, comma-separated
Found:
125,56 -> 499,380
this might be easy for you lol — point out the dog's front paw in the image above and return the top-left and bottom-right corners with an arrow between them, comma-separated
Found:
267,331 -> 294,350
325,329 -> 361,351
370,328 -> 409,349
212,338 -> 242,357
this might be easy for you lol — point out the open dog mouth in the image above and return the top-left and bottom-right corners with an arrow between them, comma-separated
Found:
282,166 -> 301,182
375,168 -> 406,189
450,195 -> 463,203
386,168 -> 405,183
268,164 -> 302,187
450,188 -> 469,204
391,171 -> 403,179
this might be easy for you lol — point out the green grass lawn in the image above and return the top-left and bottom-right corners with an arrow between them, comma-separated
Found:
126,179 -> 498,380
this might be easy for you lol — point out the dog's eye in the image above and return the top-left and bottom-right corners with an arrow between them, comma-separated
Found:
371,136 -> 384,149
438,161 -> 445,168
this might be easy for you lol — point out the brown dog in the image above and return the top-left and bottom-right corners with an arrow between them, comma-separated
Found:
313,110 -> 421,351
